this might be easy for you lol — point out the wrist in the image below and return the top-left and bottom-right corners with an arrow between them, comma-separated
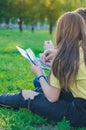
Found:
37,75 -> 46,81
37,72 -> 43,77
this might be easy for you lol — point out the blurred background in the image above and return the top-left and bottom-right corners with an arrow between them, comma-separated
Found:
0,1 -> 86,129
0,0 -> 86,34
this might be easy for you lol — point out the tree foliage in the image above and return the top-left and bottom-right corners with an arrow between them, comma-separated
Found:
0,0 -> 86,33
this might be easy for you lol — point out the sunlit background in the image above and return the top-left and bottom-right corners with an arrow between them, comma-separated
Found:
0,0 -> 86,129
0,0 -> 86,34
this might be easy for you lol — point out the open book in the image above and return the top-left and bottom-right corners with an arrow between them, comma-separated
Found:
16,46 -> 50,70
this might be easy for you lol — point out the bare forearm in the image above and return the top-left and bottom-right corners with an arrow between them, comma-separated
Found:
38,76 -> 60,102
31,62 -> 60,102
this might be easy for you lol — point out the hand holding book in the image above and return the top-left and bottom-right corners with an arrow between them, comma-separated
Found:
16,46 -> 50,70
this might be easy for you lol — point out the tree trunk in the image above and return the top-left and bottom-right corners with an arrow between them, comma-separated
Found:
17,18 -> 23,32
19,24 -> 22,32
49,21 -> 52,34
31,25 -> 34,33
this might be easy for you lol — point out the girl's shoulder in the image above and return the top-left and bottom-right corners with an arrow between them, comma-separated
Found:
80,47 -> 85,63
77,47 -> 86,79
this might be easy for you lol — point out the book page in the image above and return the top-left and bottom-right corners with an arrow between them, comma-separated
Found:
26,48 -> 50,70
16,46 -> 29,59
16,46 -> 50,70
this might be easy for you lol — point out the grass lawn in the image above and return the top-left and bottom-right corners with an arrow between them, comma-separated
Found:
0,29 -> 85,130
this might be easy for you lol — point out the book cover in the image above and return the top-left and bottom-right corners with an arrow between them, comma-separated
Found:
16,46 -> 50,70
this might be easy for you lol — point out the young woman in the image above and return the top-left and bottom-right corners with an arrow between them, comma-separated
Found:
0,12 -> 86,127
40,8 -> 86,68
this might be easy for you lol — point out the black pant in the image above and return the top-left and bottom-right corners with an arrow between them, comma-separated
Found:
28,91 -> 86,127
0,77 -> 86,127
28,77 -> 86,127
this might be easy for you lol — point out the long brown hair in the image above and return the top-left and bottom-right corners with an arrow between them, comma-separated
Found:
74,8 -> 86,23
52,12 -> 86,90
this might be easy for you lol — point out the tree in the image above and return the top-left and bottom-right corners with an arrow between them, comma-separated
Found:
38,0 -> 63,34
0,0 -> 14,24
0,0 -> 86,33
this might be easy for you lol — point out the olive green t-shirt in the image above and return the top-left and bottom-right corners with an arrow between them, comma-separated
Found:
50,48 -> 86,99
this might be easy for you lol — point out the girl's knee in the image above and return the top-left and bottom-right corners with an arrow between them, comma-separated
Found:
22,90 -> 39,100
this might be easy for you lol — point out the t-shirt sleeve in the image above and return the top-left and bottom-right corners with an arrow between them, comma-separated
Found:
49,72 -> 61,89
